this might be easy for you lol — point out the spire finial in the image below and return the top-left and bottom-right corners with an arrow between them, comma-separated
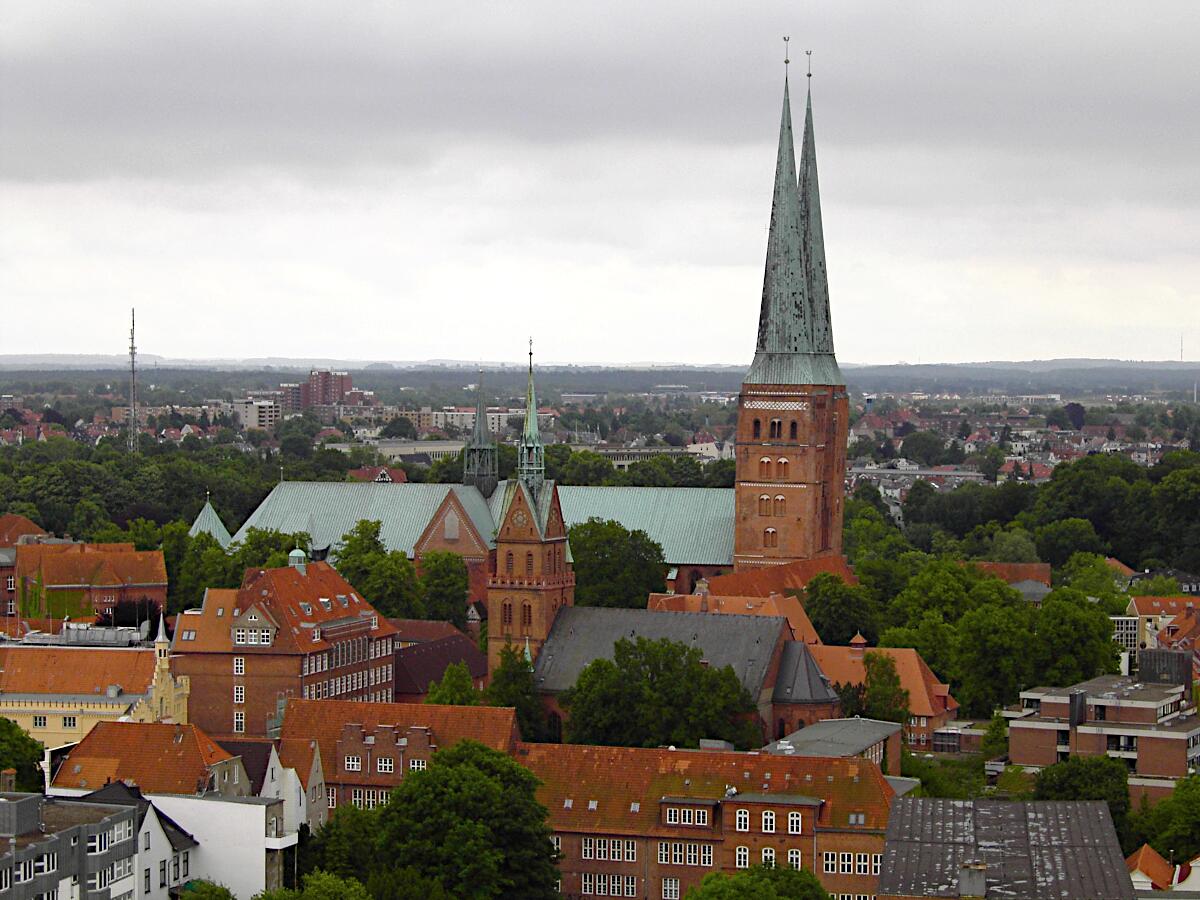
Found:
528,337 -> 533,371
806,49 -> 812,79
783,36 -> 790,69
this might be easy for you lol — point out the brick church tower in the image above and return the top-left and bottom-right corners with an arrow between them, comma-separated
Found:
486,347 -> 574,673
733,71 -> 849,570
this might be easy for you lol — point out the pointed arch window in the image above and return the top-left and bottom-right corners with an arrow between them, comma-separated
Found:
752,419 -> 762,439
764,528 -> 778,549
758,494 -> 772,516
789,420 -> 798,440
758,457 -> 772,479
521,603 -> 532,631
505,552 -> 514,575
502,602 -> 513,629
769,419 -> 783,439
774,495 -> 786,515
526,552 -> 534,576
777,457 -> 789,479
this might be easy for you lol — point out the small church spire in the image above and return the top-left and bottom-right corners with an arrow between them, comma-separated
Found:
517,340 -> 545,497
462,370 -> 498,497
799,51 -> 837,360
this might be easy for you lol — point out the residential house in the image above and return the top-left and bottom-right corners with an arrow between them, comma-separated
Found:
1126,596 -> 1197,651
277,698 -> 519,811
1130,569 -> 1200,596
218,737 -> 327,832
1126,843 -> 1176,893
15,543 -> 167,618
0,514 -> 46,616
169,554 -> 398,739
517,741 -> 895,900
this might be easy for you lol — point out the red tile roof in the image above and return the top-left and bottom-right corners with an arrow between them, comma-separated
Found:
51,722 -> 233,794
808,645 -> 958,718
279,698 -> 519,783
705,556 -> 857,598
1129,595 -> 1197,617
1127,843 -> 1175,890
0,513 -> 46,548
15,543 -> 167,588
0,646 -> 156,697
516,742 -> 894,835
967,561 -> 1052,587
388,618 -> 465,645
1106,558 -> 1136,577
647,591 -> 821,644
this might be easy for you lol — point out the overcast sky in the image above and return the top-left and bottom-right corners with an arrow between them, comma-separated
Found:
2,2 -> 1197,367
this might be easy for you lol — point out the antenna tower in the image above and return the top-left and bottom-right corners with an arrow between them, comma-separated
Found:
128,309 -> 138,455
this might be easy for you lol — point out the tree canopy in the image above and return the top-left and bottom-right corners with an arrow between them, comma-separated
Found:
424,662 -> 480,706
686,865 -> 831,899
0,717 -> 44,791
485,644 -> 549,741
567,518 -> 665,608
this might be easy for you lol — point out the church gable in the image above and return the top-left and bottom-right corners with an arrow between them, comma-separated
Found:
544,488 -> 567,541
497,483 -> 543,543
414,491 -> 490,559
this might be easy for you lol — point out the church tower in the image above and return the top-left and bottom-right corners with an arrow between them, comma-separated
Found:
733,67 -> 849,570
462,373 -> 498,497
486,347 -> 574,674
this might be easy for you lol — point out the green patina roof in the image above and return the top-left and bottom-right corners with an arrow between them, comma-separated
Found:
232,481 -> 734,566
189,499 -> 232,549
745,77 -> 841,387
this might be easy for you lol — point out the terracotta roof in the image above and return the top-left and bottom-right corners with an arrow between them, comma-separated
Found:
516,742 -> 894,836
393,634 -> 487,696
279,698 -> 519,783
967,561 -> 1052,587
1127,843 -> 1175,890
275,738 -> 320,790
0,513 -> 46,548
705,555 -> 857,597
348,466 -> 408,484
0,618 -> 65,639
647,591 -> 821,644
15,543 -> 166,588
1129,595 -> 1197,617
388,618 -> 465,644
808,645 -> 958,718
1106,558 -> 1136,577
51,722 -> 233,794
0,646 -> 156,697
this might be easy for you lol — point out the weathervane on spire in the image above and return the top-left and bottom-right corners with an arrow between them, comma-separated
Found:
806,49 -> 812,79
528,337 -> 533,370
783,35 -> 790,68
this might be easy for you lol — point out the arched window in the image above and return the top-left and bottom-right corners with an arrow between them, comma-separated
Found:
752,419 -> 761,439
526,552 -> 534,576
789,420 -> 798,440
762,811 -> 775,833
764,528 -> 778,549
788,811 -> 803,835
521,603 -> 532,630
769,419 -> 782,439
502,602 -> 513,628
735,809 -> 749,832
758,494 -> 772,516
505,552 -> 514,574
774,495 -> 786,516
762,847 -> 776,867
758,456 -> 772,479
735,846 -> 749,869
777,457 -> 789,479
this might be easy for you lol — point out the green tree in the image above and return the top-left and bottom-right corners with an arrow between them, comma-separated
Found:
419,552 -> 469,628
984,528 -> 1039,563
0,717 -> 44,791
376,740 -> 560,899
879,610 -> 957,686
562,637 -> 760,750
333,520 -> 425,618
485,644 -> 548,741
953,603 -> 1034,716
1130,775 -> 1200,863
803,573 -> 879,644
900,431 -> 946,466
979,445 -> 1006,482
380,417 -> 417,439
424,661 -> 480,706
1036,518 -> 1107,568
862,651 -> 910,724
299,806 -> 380,881
1136,574 -> 1183,596
1034,756 -> 1130,847
568,518 -> 665,608
1033,589 -> 1118,687
184,883 -> 237,899
255,871 -> 371,900
980,715 -> 1008,759
685,864 -> 831,899
1059,553 -> 1126,608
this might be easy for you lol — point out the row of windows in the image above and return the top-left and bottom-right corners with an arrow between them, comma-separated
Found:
752,419 -> 800,440
757,457 -> 791,480
757,494 -> 788,516
301,666 -> 393,700
734,809 -> 803,835
657,842 -> 714,867
664,806 -> 709,826
734,846 -> 805,869
582,837 -> 636,861
581,873 -> 639,896
233,628 -> 273,646
504,547 -> 565,577
31,715 -> 76,730
823,852 -> 882,876
298,638 -> 395,676
344,755 -> 425,774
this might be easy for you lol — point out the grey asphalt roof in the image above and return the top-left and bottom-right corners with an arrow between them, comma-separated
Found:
763,717 -> 900,757
1013,579 -> 1052,602
879,798 -> 1135,899
532,606 -> 785,695
232,480 -> 735,566
770,641 -> 839,705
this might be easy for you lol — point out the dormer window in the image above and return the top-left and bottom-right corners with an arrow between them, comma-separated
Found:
319,598 -> 332,611
247,613 -> 258,622
300,603 -> 312,615
312,628 -> 321,642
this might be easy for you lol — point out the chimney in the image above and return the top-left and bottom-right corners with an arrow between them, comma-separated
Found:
957,861 -> 987,899
0,769 -> 15,792
694,578 -> 710,612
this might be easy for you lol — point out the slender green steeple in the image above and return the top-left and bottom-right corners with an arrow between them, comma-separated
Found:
463,371 -> 498,497
745,58 -> 841,387
517,341 -> 545,496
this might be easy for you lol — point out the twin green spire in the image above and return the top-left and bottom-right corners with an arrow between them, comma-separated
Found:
745,72 -> 842,387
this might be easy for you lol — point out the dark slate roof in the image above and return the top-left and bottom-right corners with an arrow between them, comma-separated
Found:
78,782 -> 198,852
1013,579 -> 1053,603
532,607 -> 786,695
394,634 -> 488,696
770,641 -> 839,705
763,717 -> 900,757
217,740 -> 274,795
879,798 -> 1135,899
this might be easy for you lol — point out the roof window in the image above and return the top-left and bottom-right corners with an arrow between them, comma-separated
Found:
300,603 -> 312,615
319,598 -> 332,611
587,800 -> 598,811
563,799 -> 572,809
630,802 -> 640,813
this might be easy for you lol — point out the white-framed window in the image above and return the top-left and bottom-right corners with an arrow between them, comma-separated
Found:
327,787 -> 336,808
409,758 -> 427,771
823,852 -> 836,874
596,873 -> 609,895
840,852 -> 853,874
856,853 -> 869,875
14,859 -> 33,884
247,629 -> 259,645
662,877 -> 680,900
233,685 -> 245,704
5,575 -> 13,591
260,628 -> 271,645
377,757 -> 393,774
762,847 -> 775,866
233,712 -> 244,733
625,839 -> 636,862
735,846 -> 749,869
681,807 -> 693,825
596,838 -> 608,860
624,875 -> 637,897
658,841 -> 669,864
686,843 -> 698,866
234,657 -> 245,675
114,818 -> 133,842
735,808 -> 749,832
788,848 -> 802,869
234,629 -> 246,645
700,844 -> 713,867
696,808 -> 709,826
32,715 -> 46,728
582,873 -> 594,895
666,806 -> 679,824
344,755 -> 361,772
143,831 -> 150,850
86,832 -> 111,855
352,788 -> 363,808
872,854 -> 881,875
33,851 -> 57,875
762,810 -> 775,833
672,842 -> 684,865
62,715 -> 77,730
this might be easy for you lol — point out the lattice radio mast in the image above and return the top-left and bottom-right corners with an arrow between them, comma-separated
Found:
128,308 -> 138,455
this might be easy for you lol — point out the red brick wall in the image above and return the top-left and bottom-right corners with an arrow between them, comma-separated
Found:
1009,723 -> 1059,767
172,650 -> 299,739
